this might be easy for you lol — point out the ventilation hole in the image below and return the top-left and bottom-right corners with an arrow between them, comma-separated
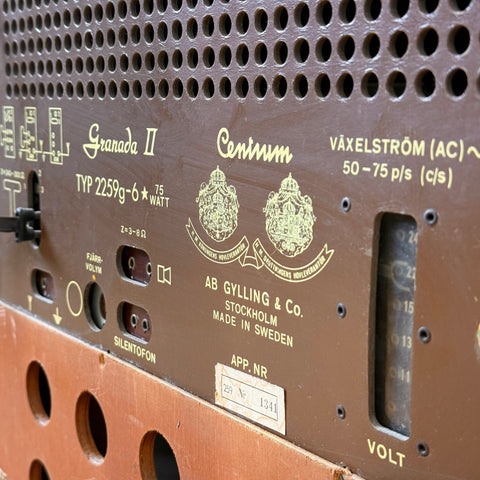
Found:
187,48 -> 198,68
106,2 -> 114,20
415,70 -> 436,97
139,431 -> 180,480
30,83 -> 37,98
131,25 -> 140,44
120,80 -> 129,98
254,43 -> 267,65
362,72 -> 379,97
219,13 -> 231,35
447,68 -> 468,97
203,77 -> 214,98
392,0 -> 409,17
158,51 -> 168,70
295,2 -> 310,27
45,38 -> 53,53
339,0 -> 356,23
119,26 -> 128,45
213,76 -> 229,99
274,5 -> 288,30
76,58 -> 84,74
390,31 -> 408,58
26,361 -> 51,424
63,10 -> 71,26
66,82 -> 74,98
449,26 -> 470,55
201,46 -> 214,68
145,79 -> 155,98
338,35 -> 355,61
363,33 -> 380,58
86,81 -> 95,98
186,0 -> 197,7
94,4 -> 103,21
294,38 -> 310,62
418,27 -> 438,56
171,0 -> 182,11
236,76 -> 249,98
84,5 -> 93,23
203,15 -> 214,36
255,9 -> 267,32
187,77 -> 198,98
419,0 -> 439,13
98,81 -> 106,99
314,73 -> 330,98
30,460 -> 51,480
236,44 -> 249,66
172,78 -> 183,98
85,57 -> 94,73
254,76 -> 267,99
75,391 -> 108,464
144,23 -> 154,43
158,22 -> 167,41
187,18 -> 198,38
132,53 -> 142,71
274,41 -> 288,64
65,59 -> 72,73
145,52 -> 154,71
387,71 -> 407,97
172,49 -> 183,69
144,0 -> 154,15
73,7 -> 81,25
95,31 -> 104,48
76,82 -> 84,98
157,0 -> 167,12
6,84 -> 12,97
159,79 -> 169,98
218,45 -> 231,67
172,19 -> 182,40
108,55 -> 116,72
120,54 -> 129,72
449,0 -> 471,10
236,11 -> 249,34
294,74 -> 308,98
337,73 -> 354,98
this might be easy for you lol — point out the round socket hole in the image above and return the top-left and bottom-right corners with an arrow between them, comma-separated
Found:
448,26 -> 470,55
76,391 -> 108,464
387,71 -> 407,98
415,70 -> 436,98
447,69 -> 468,97
85,282 -> 106,331
26,361 -> 51,424
362,72 -> 379,97
418,28 -> 439,56
139,431 -> 180,480
30,460 -> 50,480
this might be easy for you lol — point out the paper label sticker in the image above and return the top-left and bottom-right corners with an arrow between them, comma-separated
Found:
215,363 -> 286,435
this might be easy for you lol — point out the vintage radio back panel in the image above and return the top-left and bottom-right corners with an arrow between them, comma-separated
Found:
1,1 -> 479,479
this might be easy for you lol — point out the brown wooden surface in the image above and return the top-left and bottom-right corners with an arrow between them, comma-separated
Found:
0,302 -> 363,480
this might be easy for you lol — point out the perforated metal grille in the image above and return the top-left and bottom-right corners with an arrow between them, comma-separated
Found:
1,0 -> 479,101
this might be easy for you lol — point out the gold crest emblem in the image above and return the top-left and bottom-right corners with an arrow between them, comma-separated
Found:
196,166 -> 239,242
264,173 -> 316,257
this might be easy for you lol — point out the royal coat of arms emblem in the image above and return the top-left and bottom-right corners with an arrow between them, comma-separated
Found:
264,173 -> 316,257
196,166 -> 240,242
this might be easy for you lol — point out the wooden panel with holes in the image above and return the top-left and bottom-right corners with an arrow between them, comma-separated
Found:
0,303 -> 363,480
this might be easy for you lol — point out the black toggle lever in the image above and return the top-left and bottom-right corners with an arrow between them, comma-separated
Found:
0,207 -> 41,242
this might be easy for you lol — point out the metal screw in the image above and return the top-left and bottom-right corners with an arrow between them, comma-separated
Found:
423,208 -> 438,225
